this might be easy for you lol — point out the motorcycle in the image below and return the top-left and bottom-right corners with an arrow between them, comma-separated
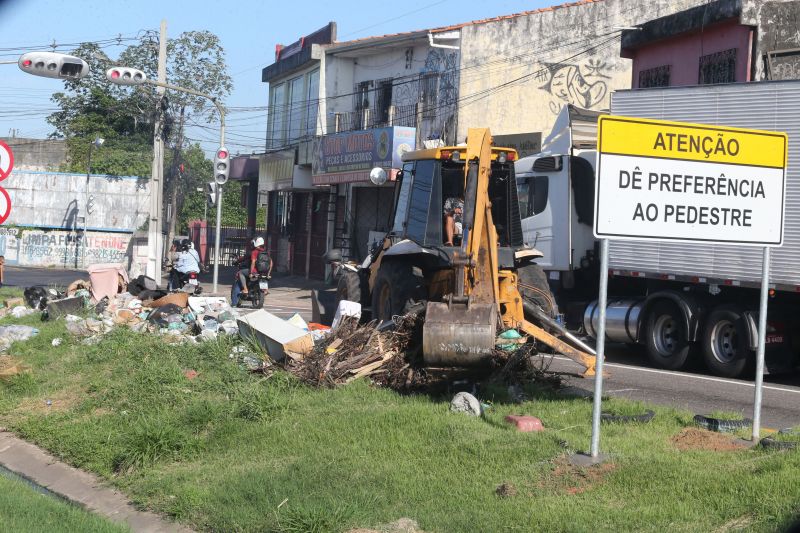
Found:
233,273 -> 270,308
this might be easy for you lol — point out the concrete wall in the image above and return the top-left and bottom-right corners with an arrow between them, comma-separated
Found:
4,170 -> 149,232
456,0 -> 702,141
630,19 -> 753,85
0,138 -> 66,171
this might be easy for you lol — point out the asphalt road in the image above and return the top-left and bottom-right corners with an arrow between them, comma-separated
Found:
549,344 -> 800,431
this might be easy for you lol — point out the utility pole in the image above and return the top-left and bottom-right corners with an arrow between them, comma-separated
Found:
146,19 -> 167,284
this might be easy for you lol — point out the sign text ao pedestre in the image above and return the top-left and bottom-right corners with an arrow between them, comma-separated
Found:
594,116 -> 787,245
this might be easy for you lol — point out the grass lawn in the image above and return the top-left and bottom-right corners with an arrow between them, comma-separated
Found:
0,289 -> 799,532
0,469 -> 129,532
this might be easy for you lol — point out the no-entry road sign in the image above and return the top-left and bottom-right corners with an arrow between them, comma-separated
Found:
0,140 -> 13,181
593,116 -> 787,246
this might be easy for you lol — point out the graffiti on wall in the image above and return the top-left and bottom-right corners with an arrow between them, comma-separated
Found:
539,58 -> 611,114
0,229 -> 131,268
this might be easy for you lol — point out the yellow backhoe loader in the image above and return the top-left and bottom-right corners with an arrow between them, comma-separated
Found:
331,128 -> 597,376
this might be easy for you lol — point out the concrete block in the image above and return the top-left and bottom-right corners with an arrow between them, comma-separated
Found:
505,415 -> 544,432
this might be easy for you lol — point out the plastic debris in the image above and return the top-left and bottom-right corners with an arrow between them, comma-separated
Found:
0,325 -> 40,353
11,306 -> 35,318
51,338 -> 63,347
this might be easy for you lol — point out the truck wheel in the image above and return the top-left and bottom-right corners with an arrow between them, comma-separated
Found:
517,263 -> 557,317
701,307 -> 751,378
336,271 -> 361,305
644,301 -> 690,370
371,262 -> 424,322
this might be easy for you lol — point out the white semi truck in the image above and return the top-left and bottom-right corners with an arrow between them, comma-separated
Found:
516,82 -> 800,379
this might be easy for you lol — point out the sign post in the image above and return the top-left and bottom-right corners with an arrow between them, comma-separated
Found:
592,116 -> 787,451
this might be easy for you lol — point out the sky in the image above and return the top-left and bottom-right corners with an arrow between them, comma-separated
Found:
0,0 -> 554,155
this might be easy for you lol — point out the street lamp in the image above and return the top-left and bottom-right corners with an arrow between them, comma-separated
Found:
83,137 -> 104,266
105,66 -> 227,293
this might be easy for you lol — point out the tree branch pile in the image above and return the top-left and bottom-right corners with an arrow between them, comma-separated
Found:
283,314 -> 427,390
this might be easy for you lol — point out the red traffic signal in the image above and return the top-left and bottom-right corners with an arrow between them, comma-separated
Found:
214,147 -> 230,185
18,52 -> 89,80
105,67 -> 147,86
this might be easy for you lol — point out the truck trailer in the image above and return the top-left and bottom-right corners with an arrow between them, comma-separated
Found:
516,81 -> 800,378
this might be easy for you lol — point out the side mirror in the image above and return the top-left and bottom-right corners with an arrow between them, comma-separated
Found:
369,167 -> 387,186
324,248 -> 342,263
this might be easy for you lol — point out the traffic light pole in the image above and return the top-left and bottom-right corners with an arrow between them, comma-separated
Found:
142,79 -> 226,293
146,19 -> 167,285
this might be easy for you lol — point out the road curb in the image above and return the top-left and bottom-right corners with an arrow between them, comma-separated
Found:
0,430 -> 191,532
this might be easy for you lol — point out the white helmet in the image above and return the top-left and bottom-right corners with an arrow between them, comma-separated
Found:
252,237 -> 265,248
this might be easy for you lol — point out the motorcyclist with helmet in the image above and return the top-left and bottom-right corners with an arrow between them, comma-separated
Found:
168,238 -> 201,290
232,236 -> 272,306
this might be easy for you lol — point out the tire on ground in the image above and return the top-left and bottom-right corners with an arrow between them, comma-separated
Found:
371,261 -> 425,322
253,289 -> 264,309
517,263 -> 557,317
644,300 -> 691,370
701,306 -> 752,378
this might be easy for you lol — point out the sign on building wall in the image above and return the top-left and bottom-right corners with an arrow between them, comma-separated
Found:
313,126 -> 416,185
594,116 -> 787,246
492,132 -> 542,158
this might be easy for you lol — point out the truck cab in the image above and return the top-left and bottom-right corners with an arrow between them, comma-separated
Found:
515,105 -> 603,316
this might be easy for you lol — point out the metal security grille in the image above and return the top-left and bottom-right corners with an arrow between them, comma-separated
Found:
638,65 -> 671,88
418,73 -> 439,119
699,48 -> 737,84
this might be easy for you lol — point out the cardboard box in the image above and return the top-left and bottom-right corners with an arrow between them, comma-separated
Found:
237,309 -> 314,362
4,297 -> 23,309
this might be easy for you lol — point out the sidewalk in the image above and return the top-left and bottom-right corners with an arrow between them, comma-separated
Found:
197,268 -> 329,321
0,430 -> 191,532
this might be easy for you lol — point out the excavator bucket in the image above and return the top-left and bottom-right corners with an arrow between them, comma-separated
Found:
422,300 -> 497,366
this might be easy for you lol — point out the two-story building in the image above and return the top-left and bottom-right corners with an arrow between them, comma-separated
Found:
260,23 -> 335,278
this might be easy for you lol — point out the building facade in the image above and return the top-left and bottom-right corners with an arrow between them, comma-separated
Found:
456,0 -> 701,142
622,0 -> 800,87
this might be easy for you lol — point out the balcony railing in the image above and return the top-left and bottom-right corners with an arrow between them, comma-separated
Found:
330,103 -> 420,133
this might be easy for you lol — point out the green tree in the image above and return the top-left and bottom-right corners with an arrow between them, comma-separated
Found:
47,30 -> 239,243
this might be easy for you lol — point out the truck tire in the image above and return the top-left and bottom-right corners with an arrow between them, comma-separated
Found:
371,261 -> 424,322
517,263 -> 557,317
701,307 -> 752,378
644,300 -> 690,370
336,270 -> 362,305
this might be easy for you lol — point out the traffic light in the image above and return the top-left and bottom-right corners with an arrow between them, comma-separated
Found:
105,67 -> 147,86
18,52 -> 89,80
206,182 -> 217,207
214,147 -> 229,184
87,195 -> 95,214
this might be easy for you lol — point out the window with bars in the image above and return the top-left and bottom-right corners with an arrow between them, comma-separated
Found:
699,48 -> 737,85
419,73 -> 439,119
638,65 -> 671,88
